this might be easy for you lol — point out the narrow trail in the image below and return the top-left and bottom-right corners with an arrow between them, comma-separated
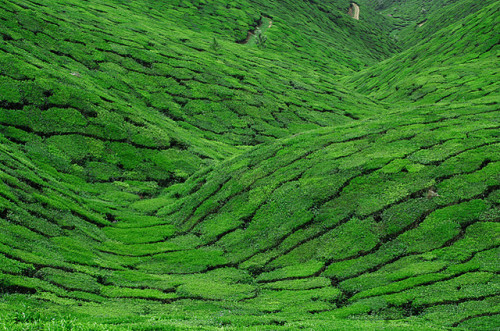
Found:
348,3 -> 360,20
237,16 -> 272,44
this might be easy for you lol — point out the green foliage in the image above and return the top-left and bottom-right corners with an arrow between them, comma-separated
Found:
0,0 -> 498,329
254,28 -> 268,48
210,37 -> 222,52
103,224 -> 176,244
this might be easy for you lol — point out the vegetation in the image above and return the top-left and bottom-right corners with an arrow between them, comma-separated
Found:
0,0 -> 498,329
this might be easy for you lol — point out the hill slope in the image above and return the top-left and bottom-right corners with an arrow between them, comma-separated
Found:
348,1 -> 499,105
0,0 -> 499,329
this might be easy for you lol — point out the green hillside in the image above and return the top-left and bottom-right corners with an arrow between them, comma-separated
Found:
348,1 -> 499,105
0,0 -> 498,329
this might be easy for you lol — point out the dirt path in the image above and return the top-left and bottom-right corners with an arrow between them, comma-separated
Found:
237,16 -> 272,44
348,3 -> 360,20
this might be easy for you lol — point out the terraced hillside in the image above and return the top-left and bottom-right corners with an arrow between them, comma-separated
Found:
0,0 -> 499,329
349,1 -> 499,105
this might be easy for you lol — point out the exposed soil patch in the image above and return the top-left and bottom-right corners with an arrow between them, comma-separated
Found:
237,16 -> 273,44
348,3 -> 360,20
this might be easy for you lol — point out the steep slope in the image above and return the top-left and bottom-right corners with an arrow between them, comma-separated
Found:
0,0 -> 499,329
356,0 -> 491,45
1,102 -> 498,329
0,0 -> 399,193
391,0 -> 498,49
348,1 -> 499,105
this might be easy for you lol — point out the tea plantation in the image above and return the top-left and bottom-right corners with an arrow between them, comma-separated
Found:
0,0 -> 498,329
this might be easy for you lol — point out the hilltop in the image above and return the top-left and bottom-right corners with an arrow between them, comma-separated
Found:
0,0 -> 498,329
